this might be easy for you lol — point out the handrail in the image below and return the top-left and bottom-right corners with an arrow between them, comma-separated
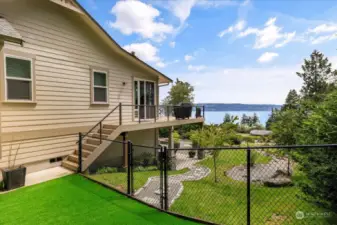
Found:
79,104 -> 120,142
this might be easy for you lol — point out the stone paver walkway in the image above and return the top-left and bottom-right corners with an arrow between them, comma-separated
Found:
134,165 -> 210,208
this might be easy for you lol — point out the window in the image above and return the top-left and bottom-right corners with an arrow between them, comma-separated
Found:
92,70 -> 108,104
5,55 -> 33,101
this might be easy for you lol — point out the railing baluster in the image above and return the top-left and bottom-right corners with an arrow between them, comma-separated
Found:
78,132 -> 82,173
167,105 -> 170,121
154,105 -> 156,123
99,122 -> 102,144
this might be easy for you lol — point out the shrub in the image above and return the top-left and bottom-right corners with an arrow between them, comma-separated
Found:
227,134 -> 242,145
173,131 -> 180,144
134,152 -> 156,167
96,167 -> 118,174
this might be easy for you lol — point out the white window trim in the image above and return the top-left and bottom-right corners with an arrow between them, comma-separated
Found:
4,54 -> 34,102
92,69 -> 109,104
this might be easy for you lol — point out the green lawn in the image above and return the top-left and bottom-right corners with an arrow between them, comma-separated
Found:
90,168 -> 188,192
0,175 -> 199,225
170,150 -> 335,225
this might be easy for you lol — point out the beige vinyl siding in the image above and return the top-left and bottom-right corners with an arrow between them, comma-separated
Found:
0,135 -> 75,168
0,0 -> 157,166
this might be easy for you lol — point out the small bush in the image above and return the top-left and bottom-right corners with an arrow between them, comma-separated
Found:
96,167 -> 118,174
134,152 -> 156,167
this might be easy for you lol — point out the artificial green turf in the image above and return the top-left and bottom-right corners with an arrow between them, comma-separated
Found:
0,174 -> 199,225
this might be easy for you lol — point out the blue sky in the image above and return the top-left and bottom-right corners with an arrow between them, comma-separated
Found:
78,0 -> 337,104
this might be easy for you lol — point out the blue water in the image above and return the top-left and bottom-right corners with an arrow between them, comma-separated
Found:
204,111 -> 271,126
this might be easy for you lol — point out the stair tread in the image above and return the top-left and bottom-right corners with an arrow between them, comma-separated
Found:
69,154 -> 87,159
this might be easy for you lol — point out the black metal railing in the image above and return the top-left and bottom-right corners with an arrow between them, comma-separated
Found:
121,104 -> 205,124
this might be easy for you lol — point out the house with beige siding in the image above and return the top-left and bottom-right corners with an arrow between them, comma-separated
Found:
0,0 -> 204,176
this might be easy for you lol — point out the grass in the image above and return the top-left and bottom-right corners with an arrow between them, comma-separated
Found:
170,150 -> 335,225
0,174 -> 199,225
89,167 -> 189,192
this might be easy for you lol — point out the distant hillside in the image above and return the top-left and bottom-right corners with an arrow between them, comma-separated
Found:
197,103 -> 282,111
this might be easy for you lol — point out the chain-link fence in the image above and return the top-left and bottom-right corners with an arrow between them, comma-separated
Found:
80,139 -> 337,225
164,145 -> 337,225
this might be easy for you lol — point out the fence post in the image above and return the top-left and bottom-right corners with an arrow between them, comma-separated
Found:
130,142 -> 134,195
119,102 -> 122,125
78,132 -> 82,173
246,146 -> 251,225
159,145 -> 164,210
164,146 -> 169,210
127,140 -> 131,195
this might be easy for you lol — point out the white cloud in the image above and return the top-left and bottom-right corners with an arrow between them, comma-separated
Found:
257,52 -> 279,63
308,24 -> 337,34
169,41 -> 176,48
218,20 -> 246,37
311,33 -> 337,44
238,17 -> 296,49
123,42 -> 174,68
108,0 -> 174,42
188,65 -> 206,72
184,54 -> 194,62
169,0 -> 197,24
275,31 -> 296,48
156,59 -> 180,68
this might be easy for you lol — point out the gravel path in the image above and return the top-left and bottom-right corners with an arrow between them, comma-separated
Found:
134,165 -> 210,208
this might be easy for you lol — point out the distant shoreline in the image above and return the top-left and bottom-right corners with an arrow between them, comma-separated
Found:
197,103 -> 282,112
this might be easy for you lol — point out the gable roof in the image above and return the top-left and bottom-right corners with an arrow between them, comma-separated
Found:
50,0 -> 172,84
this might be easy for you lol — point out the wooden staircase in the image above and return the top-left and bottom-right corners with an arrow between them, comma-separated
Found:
62,124 -> 119,172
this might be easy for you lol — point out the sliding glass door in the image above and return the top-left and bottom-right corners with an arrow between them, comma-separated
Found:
134,80 -> 156,120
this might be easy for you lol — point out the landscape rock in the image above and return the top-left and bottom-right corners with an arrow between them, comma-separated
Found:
263,177 -> 293,187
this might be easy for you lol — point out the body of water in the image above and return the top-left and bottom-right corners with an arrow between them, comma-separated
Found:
204,111 -> 271,126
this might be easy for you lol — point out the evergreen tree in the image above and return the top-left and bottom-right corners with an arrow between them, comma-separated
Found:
296,50 -> 337,101
252,113 -> 260,125
283,89 -> 300,110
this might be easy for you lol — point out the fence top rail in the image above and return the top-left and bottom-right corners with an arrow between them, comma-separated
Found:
166,143 -> 337,151
121,104 -> 205,108
89,136 -> 162,149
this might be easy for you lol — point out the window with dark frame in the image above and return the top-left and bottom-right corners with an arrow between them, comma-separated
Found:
5,56 -> 33,101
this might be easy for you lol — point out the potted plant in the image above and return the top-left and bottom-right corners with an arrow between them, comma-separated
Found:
188,150 -> 196,158
1,142 -> 26,191
173,131 -> 180,149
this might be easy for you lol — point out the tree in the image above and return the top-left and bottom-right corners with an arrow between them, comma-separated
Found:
223,113 -> 239,124
296,50 -> 337,101
295,89 -> 337,211
266,108 -> 279,130
241,114 -> 250,125
283,89 -> 300,110
252,113 -> 260,125
166,79 -> 194,105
